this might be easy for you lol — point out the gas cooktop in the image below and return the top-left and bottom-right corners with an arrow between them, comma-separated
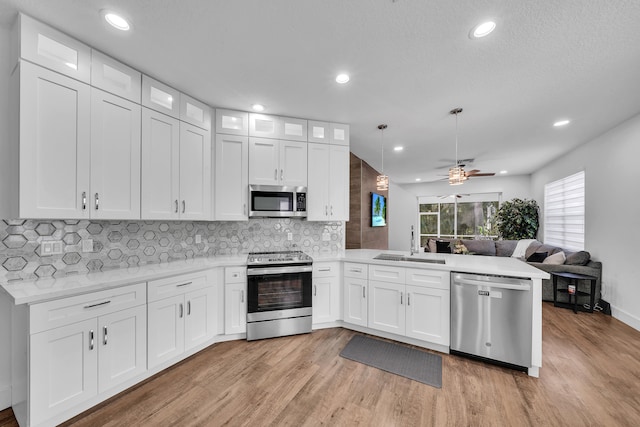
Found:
246,250 -> 313,266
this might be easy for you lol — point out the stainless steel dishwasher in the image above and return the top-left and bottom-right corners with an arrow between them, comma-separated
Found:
450,272 -> 532,370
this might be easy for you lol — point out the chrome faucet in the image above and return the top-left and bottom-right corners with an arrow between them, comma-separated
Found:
410,225 -> 416,255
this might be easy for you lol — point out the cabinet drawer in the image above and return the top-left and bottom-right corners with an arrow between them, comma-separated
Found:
344,263 -> 368,279
91,50 -> 141,102
369,264 -> 406,283
405,268 -> 449,290
142,75 -> 180,118
225,266 -> 247,283
147,271 -> 209,302
216,109 -> 249,135
30,282 -> 146,334
313,262 -> 338,278
180,94 -> 211,130
14,13 -> 91,83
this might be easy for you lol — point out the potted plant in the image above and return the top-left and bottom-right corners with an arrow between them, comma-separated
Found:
495,198 -> 539,240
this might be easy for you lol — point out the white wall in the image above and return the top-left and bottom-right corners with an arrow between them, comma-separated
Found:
0,25 -> 12,410
389,175 -> 533,251
532,114 -> 640,331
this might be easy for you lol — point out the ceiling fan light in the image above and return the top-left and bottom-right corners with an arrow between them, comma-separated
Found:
449,166 -> 467,186
376,175 -> 389,191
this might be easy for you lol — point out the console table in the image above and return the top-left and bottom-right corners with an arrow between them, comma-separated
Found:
551,271 -> 597,313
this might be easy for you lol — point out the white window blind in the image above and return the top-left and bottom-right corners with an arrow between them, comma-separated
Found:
544,171 -> 585,251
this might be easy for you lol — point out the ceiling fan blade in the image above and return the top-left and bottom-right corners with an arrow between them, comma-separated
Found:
469,173 -> 496,177
465,169 -> 480,175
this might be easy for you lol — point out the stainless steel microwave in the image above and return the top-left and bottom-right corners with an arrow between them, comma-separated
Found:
249,185 -> 307,218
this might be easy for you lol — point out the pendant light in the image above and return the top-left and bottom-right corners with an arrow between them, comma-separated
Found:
376,124 -> 389,191
448,108 -> 468,186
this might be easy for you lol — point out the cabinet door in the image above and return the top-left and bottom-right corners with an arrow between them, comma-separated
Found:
90,88 -> 141,219
278,117 -> 307,142
249,113 -> 278,138
215,134 -> 249,220
312,276 -> 340,325
180,94 -> 211,130
142,75 -> 180,118
280,140 -> 307,186
98,305 -> 147,393
148,295 -> 185,369
343,277 -> 367,327
308,121 -> 330,144
307,143 -> 330,220
330,123 -> 350,146
179,122 -> 211,220
328,145 -> 350,220
19,61 -> 90,219
30,318 -> 98,426
224,282 -> 246,334
249,137 -> 279,185
141,108 -> 180,219
216,109 -> 248,136
184,287 -> 216,351
406,285 -> 450,345
368,281 -> 405,335
91,50 -> 141,102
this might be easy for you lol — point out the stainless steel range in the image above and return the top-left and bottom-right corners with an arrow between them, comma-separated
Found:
246,250 -> 313,341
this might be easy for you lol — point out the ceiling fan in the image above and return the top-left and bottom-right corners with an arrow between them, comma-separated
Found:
446,108 -> 496,185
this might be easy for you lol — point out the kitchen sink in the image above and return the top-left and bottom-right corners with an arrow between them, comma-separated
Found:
373,253 -> 446,264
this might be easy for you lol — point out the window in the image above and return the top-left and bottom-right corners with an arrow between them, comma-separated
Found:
544,171 -> 585,251
418,193 -> 501,247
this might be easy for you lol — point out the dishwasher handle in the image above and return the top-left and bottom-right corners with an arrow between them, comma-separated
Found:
454,277 -> 531,291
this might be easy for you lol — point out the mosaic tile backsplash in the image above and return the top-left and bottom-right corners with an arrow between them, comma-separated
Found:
0,219 -> 344,283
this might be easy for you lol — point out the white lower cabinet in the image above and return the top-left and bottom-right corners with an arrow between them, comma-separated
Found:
224,267 -> 247,334
368,280 -> 405,334
147,271 -> 217,369
312,262 -> 340,325
343,263 -> 368,327
405,285 -> 450,345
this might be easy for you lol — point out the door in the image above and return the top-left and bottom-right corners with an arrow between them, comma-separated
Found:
19,61 -> 90,219
249,137 -> 279,185
90,88 -> 141,219
279,140 -> 307,186
405,285 -> 450,345
328,145 -> 349,220
147,295 -> 185,369
179,122 -> 211,219
141,108 -> 180,219
184,287 -> 216,351
30,318 -> 98,426
98,305 -> 147,392
215,134 -> 248,220
312,276 -> 334,325
343,277 -> 367,327
368,281 -> 405,335
224,282 -> 246,334
306,143 -> 330,221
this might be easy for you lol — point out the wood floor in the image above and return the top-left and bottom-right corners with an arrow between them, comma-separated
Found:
2,302 -> 640,427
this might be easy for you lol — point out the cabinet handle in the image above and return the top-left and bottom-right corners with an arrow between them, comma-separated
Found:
274,169 -> 278,180
82,192 -> 87,210
407,293 -> 411,306
325,205 -> 328,216
182,200 -> 186,213
89,330 -> 94,350
175,200 -> 179,213
363,286 -> 366,298
84,300 -> 111,309
330,205 -> 333,216
95,193 -> 99,210
187,301 -> 191,315
176,281 -> 192,287
103,326 -> 108,346
179,303 -> 184,318
350,268 -> 362,273
400,292 -> 403,305
314,285 -> 317,296
241,290 -> 244,303
280,169 -> 284,181
318,268 -> 331,272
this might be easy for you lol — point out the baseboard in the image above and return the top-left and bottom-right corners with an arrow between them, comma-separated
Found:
0,385 -> 10,411
611,304 -> 640,332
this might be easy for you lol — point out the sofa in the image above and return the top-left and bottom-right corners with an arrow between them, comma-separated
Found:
425,238 -> 602,306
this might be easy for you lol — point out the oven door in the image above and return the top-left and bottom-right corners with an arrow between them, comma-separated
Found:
246,265 -> 312,322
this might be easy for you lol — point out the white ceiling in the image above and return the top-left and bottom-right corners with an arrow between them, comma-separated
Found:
2,0 -> 640,184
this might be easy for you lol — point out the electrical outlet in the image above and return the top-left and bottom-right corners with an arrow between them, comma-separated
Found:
82,239 -> 93,253
41,240 -> 63,256
195,234 -> 202,244
287,232 -> 293,241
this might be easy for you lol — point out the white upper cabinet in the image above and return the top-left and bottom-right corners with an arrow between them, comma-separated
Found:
180,94 -> 211,130
16,61 -> 91,219
308,121 -> 330,144
90,88 -> 141,219
179,122 -> 212,220
216,109 -> 249,136
142,75 -> 180,118
249,138 -> 307,186
215,134 -> 249,221
330,123 -> 350,146
12,13 -> 91,83
249,113 -> 278,138
90,50 -> 141,103
307,143 -> 349,221
278,117 -> 307,142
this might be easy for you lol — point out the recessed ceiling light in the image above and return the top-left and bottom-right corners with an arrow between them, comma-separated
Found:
500,170 -> 508,174
394,146 -> 403,152
335,73 -> 350,84
102,11 -> 131,31
415,178 -> 422,182
252,104 -> 265,112
470,21 -> 496,39
553,119 -> 570,127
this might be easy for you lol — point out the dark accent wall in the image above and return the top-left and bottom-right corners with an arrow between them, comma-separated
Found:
346,153 -> 388,249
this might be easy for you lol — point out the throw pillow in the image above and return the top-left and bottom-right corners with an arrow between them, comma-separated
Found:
526,251 -> 548,263
427,238 -> 437,253
436,240 -> 452,253
496,240 -> 518,257
461,239 -> 496,256
565,251 -> 591,265
543,251 -> 566,265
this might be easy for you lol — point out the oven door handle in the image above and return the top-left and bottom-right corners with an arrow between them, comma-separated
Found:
247,265 -> 313,276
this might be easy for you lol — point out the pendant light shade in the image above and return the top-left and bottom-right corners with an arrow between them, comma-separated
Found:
377,124 -> 389,191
